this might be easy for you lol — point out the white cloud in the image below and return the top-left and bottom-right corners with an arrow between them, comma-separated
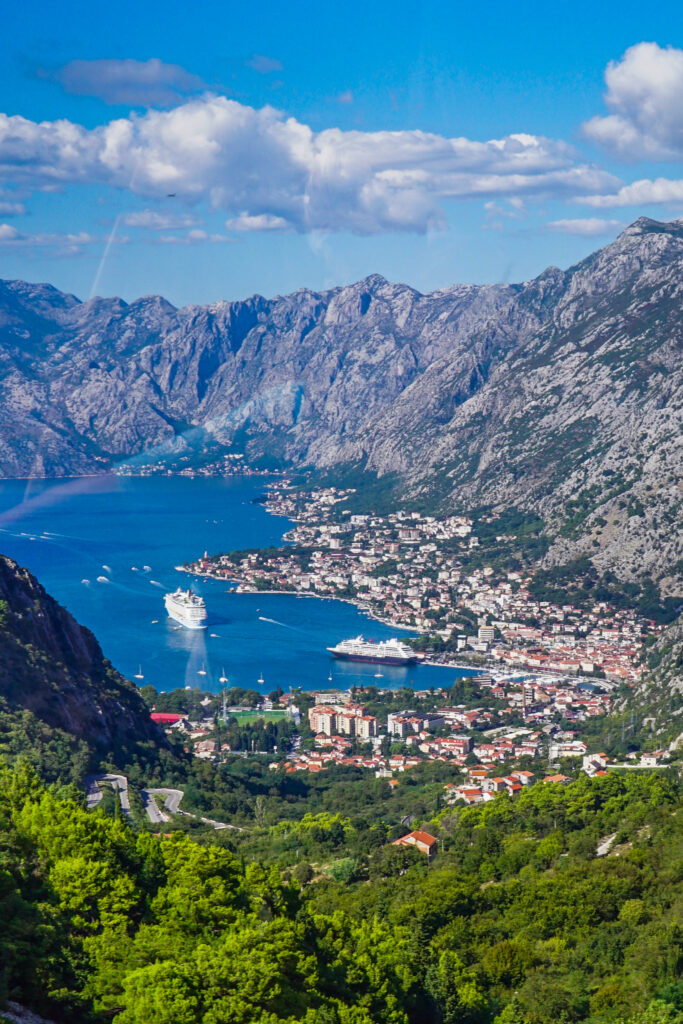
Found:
580,177 -> 683,208
51,58 -> 205,107
0,96 -> 620,235
0,224 -> 97,250
0,200 -> 25,216
546,217 -> 623,236
337,90 -> 354,105
158,229 -> 232,244
123,208 -> 201,229
583,42 -> 683,159
226,212 -> 291,231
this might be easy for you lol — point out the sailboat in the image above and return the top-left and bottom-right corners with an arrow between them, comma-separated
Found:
219,668 -> 228,684
134,665 -> 144,680
198,663 -> 207,676
258,672 -> 265,685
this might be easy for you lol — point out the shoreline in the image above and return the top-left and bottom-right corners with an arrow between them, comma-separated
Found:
182,568 -> 582,685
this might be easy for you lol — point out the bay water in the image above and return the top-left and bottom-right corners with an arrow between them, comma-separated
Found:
0,476 -> 475,694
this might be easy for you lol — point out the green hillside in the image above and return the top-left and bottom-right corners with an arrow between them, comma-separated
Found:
1,763 -> 681,1024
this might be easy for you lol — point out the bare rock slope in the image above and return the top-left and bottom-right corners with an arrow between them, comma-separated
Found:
0,217 -> 681,589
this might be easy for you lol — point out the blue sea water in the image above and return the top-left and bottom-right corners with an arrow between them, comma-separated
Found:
0,476 -> 476,695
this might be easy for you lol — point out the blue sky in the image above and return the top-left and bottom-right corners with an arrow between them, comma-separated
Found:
2,0 -> 683,305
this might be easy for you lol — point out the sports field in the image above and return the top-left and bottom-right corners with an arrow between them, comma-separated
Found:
227,710 -> 287,724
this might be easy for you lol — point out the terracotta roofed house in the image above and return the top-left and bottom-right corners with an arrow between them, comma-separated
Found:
392,829 -> 438,858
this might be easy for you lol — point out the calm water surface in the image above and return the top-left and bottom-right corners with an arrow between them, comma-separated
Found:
0,476 -> 475,694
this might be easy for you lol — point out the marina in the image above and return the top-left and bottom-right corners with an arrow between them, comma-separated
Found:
0,475 -> 479,694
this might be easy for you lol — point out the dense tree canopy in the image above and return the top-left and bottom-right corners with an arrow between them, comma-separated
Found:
1,761 -> 681,1024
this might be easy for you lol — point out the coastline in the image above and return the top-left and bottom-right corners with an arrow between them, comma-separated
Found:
181,568 -> 508,679
185,572 -> 609,688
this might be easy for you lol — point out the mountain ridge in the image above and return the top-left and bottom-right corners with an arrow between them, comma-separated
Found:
0,216 -> 681,592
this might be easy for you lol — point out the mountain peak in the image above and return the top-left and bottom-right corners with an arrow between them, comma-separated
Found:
619,215 -> 683,239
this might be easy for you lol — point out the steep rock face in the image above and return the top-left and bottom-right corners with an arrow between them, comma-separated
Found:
0,217 -> 681,588
382,219 -> 683,587
0,555 -> 161,752
0,273 -> 514,474
617,613 -> 683,747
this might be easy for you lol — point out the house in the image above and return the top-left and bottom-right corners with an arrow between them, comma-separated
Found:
542,773 -> 571,785
482,777 -> 507,794
194,739 -> 217,759
392,830 -> 438,858
460,788 -> 486,804
582,752 -> 610,776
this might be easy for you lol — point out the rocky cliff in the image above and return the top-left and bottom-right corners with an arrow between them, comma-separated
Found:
0,554 -> 161,757
0,217 -> 681,590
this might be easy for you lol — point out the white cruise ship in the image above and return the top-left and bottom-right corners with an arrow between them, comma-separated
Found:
327,635 -> 418,666
164,588 -> 207,629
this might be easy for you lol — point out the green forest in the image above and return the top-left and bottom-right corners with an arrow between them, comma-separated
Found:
2,761 -> 681,1024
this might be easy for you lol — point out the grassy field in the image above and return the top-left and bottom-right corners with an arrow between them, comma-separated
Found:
227,710 -> 287,724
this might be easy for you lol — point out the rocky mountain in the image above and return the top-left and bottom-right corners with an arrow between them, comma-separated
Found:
0,216 -> 681,591
0,554 -> 162,761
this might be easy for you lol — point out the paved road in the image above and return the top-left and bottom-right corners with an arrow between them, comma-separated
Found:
142,788 -> 185,822
85,774 -> 132,819
200,816 -> 243,831
141,790 -> 169,823
86,778 -> 243,831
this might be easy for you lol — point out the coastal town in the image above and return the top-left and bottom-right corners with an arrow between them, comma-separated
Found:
115,451 -> 273,478
150,679 -> 670,811
186,484 -> 659,685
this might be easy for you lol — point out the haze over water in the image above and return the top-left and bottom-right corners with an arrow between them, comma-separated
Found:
0,476 -> 476,695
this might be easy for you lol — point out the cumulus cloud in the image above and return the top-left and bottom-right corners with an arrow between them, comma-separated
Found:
0,96 -> 620,235
226,212 -> 291,231
580,176 -> 683,208
123,208 -> 201,229
246,55 -> 283,74
51,58 -> 206,107
0,224 -> 97,250
546,217 -> 623,236
583,42 -> 683,159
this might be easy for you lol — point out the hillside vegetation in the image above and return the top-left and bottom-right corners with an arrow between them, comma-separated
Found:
1,763 -> 681,1024
0,555 -> 163,780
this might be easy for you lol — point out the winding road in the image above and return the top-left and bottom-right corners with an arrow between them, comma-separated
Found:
86,776 -> 242,830
85,774 -> 132,820
141,787 -> 185,823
